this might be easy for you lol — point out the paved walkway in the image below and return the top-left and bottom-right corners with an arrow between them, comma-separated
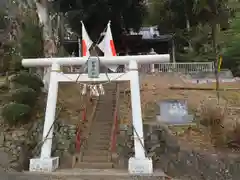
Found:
1,169 -> 176,180
0,172 -> 52,180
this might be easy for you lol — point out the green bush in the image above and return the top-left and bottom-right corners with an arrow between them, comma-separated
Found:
1,103 -> 31,126
10,72 -> 43,92
11,87 -> 37,106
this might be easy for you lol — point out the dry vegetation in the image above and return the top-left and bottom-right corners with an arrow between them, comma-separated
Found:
57,83 -> 96,125
119,73 -> 240,153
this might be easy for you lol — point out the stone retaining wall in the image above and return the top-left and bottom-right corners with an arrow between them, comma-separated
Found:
144,123 -> 240,180
117,123 -> 240,179
0,120 -> 77,171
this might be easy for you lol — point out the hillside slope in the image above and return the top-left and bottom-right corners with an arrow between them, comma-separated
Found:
119,73 -> 240,124
57,83 -> 96,125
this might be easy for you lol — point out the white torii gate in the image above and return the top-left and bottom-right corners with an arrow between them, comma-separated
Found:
22,54 -> 170,174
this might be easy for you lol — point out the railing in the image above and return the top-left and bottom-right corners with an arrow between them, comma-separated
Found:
138,62 -> 215,74
110,83 -> 120,156
62,62 -> 215,74
75,107 -> 87,153
72,96 -> 99,167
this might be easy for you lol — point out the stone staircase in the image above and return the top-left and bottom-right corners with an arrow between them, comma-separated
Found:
74,82 -> 117,169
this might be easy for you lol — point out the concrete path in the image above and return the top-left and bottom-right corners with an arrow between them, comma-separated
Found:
1,169 -> 176,180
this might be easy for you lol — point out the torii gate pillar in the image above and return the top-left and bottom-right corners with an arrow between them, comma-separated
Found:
22,54 -> 170,174
128,60 -> 153,174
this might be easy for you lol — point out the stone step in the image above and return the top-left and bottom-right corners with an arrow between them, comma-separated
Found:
86,145 -> 109,150
91,121 -> 113,125
98,104 -> 115,107
75,162 -> 113,169
87,140 -> 110,146
97,101 -> 114,104
83,149 -> 109,156
94,113 -> 114,117
91,124 -> 112,131
98,98 -> 114,100
89,133 -> 111,138
95,110 -> 114,113
90,126 -> 112,131
82,155 -> 109,162
90,128 -> 112,132
96,102 -> 115,105
97,103 -> 114,105
87,141 -> 110,147
91,126 -> 111,131
87,138 -> 110,143
96,126 -> 112,130
90,127 -> 112,131
87,136 -> 111,142
87,142 -> 110,148
100,93 -> 115,96
92,125 -> 112,128
98,98 -> 115,101
92,119 -> 113,123
93,113 -> 114,117
89,134 -> 111,138
91,127 -> 112,130
89,132 -> 111,137
96,104 -> 114,107
92,121 -> 113,124
94,112 -> 114,115
93,120 -> 112,123
88,134 -> 111,139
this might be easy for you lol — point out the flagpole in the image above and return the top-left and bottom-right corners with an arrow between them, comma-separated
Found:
78,37 -> 81,57
79,21 -> 83,57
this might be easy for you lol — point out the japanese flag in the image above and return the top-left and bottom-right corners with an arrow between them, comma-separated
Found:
98,21 -> 118,72
81,21 -> 93,57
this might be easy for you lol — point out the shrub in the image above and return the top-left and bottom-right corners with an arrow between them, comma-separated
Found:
1,103 -> 31,126
10,72 -> 43,92
226,123 -> 240,148
198,102 -> 227,147
11,87 -> 37,106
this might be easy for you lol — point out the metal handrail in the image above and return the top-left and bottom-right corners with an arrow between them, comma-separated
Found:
74,96 -> 99,156
75,108 -> 86,153
110,83 -> 120,154
78,96 -> 99,159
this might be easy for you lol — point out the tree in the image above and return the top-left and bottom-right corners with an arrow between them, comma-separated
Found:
147,0 -> 232,59
193,0 -> 230,53
222,6 -> 240,76
51,0 -> 147,44
192,0 -> 232,95
0,0 -> 44,74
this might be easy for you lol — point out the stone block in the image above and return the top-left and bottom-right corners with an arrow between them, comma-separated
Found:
29,157 -> 59,172
128,157 -> 153,175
